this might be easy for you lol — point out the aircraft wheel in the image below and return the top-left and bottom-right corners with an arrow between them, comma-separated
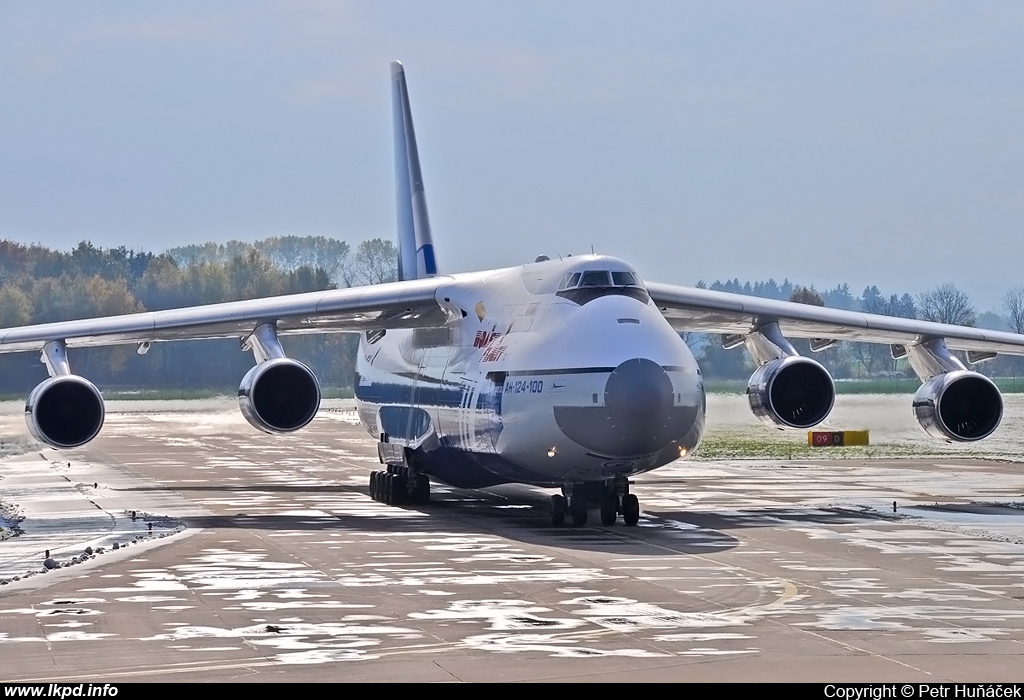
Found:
570,494 -> 588,527
385,473 -> 396,505
369,471 -> 379,501
622,494 -> 640,526
550,495 -> 566,526
413,474 -> 430,505
600,493 -> 619,525
392,474 -> 407,505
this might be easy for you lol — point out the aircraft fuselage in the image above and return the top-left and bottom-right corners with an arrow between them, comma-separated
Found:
354,255 -> 705,489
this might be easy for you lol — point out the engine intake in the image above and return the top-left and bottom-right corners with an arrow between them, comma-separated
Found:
25,375 -> 105,448
913,370 -> 1002,442
238,358 -> 321,433
747,356 -> 835,429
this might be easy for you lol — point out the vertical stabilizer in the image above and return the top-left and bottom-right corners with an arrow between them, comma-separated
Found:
391,61 -> 438,281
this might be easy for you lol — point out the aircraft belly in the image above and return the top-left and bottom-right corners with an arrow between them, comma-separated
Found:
415,448 -> 562,489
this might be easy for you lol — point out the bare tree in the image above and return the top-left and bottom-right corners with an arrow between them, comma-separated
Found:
679,331 -> 707,354
917,283 -> 976,326
1003,285 -> 1024,334
846,341 -> 881,376
854,286 -> 894,373
345,238 -> 399,286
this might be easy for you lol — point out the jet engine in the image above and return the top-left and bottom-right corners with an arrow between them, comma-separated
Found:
238,358 -> 321,434
747,356 -> 835,429
25,375 -> 105,448
912,370 -> 1002,442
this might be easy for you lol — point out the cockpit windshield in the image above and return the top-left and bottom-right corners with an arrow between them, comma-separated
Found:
555,267 -> 649,305
558,270 -> 643,291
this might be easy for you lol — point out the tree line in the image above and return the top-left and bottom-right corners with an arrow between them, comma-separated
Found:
0,237 -> 398,393
692,278 -> 1024,379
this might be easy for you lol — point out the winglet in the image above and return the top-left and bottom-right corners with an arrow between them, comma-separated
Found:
391,61 -> 438,281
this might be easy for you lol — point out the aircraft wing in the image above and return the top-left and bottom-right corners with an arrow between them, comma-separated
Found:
0,276 -> 453,354
646,282 -> 1024,356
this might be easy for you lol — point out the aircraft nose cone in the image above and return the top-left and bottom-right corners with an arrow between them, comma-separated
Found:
604,358 -> 673,415
552,358 -> 696,458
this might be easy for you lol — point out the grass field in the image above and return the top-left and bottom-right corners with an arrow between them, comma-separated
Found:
696,392 -> 1024,462
691,432 -> 984,461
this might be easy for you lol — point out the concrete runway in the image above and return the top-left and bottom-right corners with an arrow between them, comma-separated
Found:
1,400 -> 1024,682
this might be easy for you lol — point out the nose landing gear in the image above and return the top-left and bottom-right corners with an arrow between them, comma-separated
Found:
570,493 -> 589,527
550,494 -> 566,526
598,487 -> 640,526
548,493 -> 589,526
550,479 -> 640,527
621,493 -> 640,526
599,492 -> 618,525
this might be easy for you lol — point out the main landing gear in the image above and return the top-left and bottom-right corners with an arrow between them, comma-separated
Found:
550,479 -> 640,527
369,464 -> 430,506
372,435 -> 429,507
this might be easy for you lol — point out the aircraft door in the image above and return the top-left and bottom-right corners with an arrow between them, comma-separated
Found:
457,377 -> 478,450
472,371 -> 505,453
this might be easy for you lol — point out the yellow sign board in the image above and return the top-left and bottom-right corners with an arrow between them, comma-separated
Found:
807,430 -> 869,447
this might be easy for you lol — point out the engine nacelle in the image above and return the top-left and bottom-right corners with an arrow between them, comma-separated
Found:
25,375 -> 105,448
747,356 -> 835,429
913,370 -> 1002,442
238,358 -> 321,434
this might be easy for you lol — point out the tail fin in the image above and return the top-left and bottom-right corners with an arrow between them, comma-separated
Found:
391,61 -> 438,281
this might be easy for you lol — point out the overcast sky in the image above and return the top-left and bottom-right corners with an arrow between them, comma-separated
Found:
1,1 -> 1022,310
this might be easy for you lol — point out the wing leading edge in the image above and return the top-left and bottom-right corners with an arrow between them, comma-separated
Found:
0,276 -> 453,354
648,282 -> 1024,357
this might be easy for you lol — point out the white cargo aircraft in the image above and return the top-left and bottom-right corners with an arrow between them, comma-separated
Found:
3,62 -> 1024,527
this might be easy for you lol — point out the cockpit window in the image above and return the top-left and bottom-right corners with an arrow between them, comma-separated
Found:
580,271 -> 611,287
558,272 -> 583,290
611,271 -> 640,287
